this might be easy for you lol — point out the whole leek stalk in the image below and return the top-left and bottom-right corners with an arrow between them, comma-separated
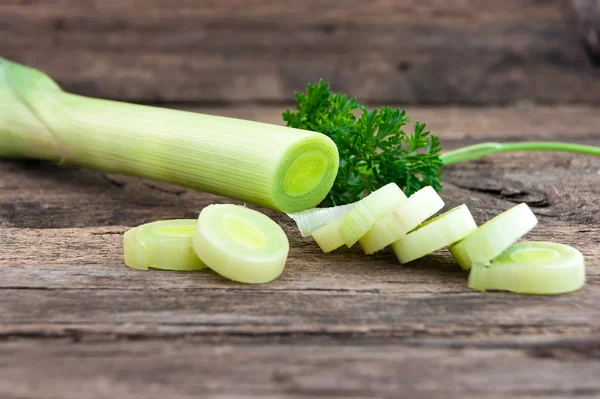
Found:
0,58 -> 339,212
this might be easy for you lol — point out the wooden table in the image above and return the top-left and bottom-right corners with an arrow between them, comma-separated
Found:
1,105 -> 599,398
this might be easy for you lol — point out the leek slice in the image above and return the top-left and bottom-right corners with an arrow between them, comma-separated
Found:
311,218 -> 346,253
468,242 -> 586,295
449,203 -> 538,270
287,204 -> 353,237
392,204 -> 477,263
123,219 -> 206,271
359,186 -> 444,255
339,183 -> 407,247
193,204 -> 289,284
0,58 -> 339,212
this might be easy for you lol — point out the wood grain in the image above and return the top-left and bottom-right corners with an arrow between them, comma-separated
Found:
1,341 -> 600,399
0,104 -> 599,398
572,0 -> 600,64
1,0 -> 599,104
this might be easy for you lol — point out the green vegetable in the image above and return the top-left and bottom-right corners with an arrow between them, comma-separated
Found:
358,185 -> 444,255
392,204 -> 477,264
449,203 -> 538,270
311,217 -> 346,253
123,219 -> 206,271
339,182 -> 407,247
310,182 -> 407,252
193,204 -> 289,284
283,81 -> 600,206
468,242 -> 586,295
0,58 -> 339,213
287,203 -> 354,237
441,142 -> 600,166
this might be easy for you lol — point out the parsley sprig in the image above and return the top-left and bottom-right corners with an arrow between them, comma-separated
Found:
283,80 -> 443,207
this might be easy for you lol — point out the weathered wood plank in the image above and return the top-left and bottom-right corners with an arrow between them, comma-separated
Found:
1,340 -> 600,399
2,285 -> 597,335
1,223 -> 597,291
1,0 -> 598,104
1,223 -> 598,397
0,104 -> 598,398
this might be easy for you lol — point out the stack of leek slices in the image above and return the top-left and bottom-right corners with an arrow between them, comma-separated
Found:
289,183 -> 586,295
123,183 -> 585,294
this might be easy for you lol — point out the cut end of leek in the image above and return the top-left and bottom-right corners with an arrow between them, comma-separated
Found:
273,134 -> 340,212
468,242 -> 586,295
339,183 -> 407,247
123,219 -> 206,271
450,203 -> 538,270
359,186 -> 445,255
193,204 -> 289,284
392,204 -> 477,264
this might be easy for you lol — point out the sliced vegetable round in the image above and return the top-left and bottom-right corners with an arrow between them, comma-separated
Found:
468,241 -> 586,295
123,219 -> 206,271
359,186 -> 444,255
193,204 -> 289,284
392,204 -> 477,264
449,203 -> 538,270
311,217 -> 346,253
339,183 -> 407,247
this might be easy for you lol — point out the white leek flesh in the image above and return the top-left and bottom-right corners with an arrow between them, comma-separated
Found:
193,204 -> 289,284
0,58 -> 339,212
392,204 -> 477,264
449,203 -> 538,270
311,218 -> 346,253
339,183 -> 407,247
287,204 -> 354,237
359,186 -> 445,255
123,219 -> 206,271
468,242 -> 586,295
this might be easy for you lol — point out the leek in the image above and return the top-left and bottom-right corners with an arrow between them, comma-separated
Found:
392,204 -> 477,263
123,219 -> 206,271
193,204 -> 289,284
311,218 -> 347,253
450,203 -> 538,270
287,204 -> 353,237
468,242 -> 586,295
359,186 -> 445,255
0,58 -> 339,212
339,183 -> 407,247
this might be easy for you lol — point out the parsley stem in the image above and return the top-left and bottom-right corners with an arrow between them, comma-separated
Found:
440,142 -> 600,166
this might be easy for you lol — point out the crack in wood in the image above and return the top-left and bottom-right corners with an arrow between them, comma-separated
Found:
89,230 -> 126,235
444,179 -> 551,207
101,173 -> 126,188
141,181 -> 187,196
0,286 -> 384,294
1,326 -> 598,354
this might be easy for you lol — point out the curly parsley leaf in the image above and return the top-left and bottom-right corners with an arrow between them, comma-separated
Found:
283,80 -> 443,207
